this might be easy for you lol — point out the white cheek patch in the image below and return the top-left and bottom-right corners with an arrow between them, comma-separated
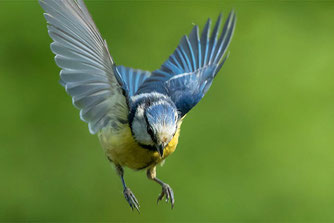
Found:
132,105 -> 154,145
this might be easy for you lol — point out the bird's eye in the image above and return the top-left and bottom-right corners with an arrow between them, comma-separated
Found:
147,126 -> 154,137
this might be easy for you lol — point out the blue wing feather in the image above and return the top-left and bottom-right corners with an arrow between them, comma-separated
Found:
188,25 -> 200,70
137,10 -> 236,117
201,18 -> 211,66
214,12 -> 236,64
208,13 -> 222,64
116,65 -> 151,97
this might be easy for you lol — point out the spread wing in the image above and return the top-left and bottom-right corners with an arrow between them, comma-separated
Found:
138,11 -> 236,117
40,0 -> 130,134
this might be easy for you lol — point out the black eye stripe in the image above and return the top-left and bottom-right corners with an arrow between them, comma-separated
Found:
144,111 -> 157,143
147,126 -> 154,138
148,126 -> 157,143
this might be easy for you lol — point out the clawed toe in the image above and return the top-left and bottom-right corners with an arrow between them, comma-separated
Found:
157,183 -> 174,209
123,187 -> 140,212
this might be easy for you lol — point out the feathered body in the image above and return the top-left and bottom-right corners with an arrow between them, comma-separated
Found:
98,119 -> 182,170
39,0 -> 236,211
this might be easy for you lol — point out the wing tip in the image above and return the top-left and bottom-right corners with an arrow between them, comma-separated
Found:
88,125 -> 97,135
217,12 -> 223,23
227,9 -> 237,33
189,24 -> 199,37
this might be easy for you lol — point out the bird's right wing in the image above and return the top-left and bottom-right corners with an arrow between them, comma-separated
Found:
40,0 -> 129,134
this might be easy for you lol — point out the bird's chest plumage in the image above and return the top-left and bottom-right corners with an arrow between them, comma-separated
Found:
98,123 -> 181,170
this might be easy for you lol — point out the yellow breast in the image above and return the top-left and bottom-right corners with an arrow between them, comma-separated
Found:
98,122 -> 182,170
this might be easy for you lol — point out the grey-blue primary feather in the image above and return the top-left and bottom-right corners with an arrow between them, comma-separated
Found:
138,11 -> 236,117
40,0 -> 130,134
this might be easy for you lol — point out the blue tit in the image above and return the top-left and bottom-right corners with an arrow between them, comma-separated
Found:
39,0 -> 236,211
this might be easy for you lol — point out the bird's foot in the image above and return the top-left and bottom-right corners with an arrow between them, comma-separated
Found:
157,183 -> 174,209
123,187 -> 140,212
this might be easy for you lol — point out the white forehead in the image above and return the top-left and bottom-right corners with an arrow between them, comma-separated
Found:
155,122 -> 176,143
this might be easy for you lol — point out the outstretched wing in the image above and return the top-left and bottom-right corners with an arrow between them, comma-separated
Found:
40,0 -> 129,134
138,11 -> 236,117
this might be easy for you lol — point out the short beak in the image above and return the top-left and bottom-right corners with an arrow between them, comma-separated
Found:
157,144 -> 164,157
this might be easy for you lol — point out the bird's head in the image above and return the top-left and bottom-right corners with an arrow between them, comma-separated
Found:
130,97 -> 178,157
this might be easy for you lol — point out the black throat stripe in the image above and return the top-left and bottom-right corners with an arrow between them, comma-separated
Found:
138,143 -> 156,151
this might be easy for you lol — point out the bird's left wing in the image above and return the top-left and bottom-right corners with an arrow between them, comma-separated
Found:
138,11 -> 236,117
40,0 -> 129,134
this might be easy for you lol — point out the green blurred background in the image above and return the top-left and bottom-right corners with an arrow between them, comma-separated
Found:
1,0 -> 334,222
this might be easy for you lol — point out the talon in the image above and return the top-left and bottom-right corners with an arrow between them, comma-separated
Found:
157,183 -> 174,208
123,187 -> 140,213
157,190 -> 165,204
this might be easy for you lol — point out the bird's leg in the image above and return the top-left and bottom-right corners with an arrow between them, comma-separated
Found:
147,166 -> 174,208
115,164 -> 140,212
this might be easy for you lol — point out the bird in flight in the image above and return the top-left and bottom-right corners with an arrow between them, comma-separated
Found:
40,0 -> 236,212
